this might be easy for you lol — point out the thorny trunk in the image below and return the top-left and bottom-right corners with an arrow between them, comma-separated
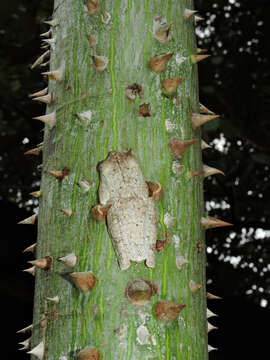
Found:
21,0 -> 225,359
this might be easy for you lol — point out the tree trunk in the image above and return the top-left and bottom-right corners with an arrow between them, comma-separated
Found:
27,0 -> 210,359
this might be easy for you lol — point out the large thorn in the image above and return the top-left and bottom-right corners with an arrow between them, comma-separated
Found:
199,103 -> 215,114
203,164 -> 225,178
190,54 -> 211,64
27,340 -> 45,360
28,256 -> 52,271
207,292 -> 222,300
22,266 -> 36,276
17,324 -> 33,334
43,18 -> 59,27
201,216 -> 232,229
201,139 -> 211,150
33,111 -> 56,129
161,78 -> 185,95
18,214 -> 37,225
32,93 -> 53,105
31,50 -> 50,69
191,113 -> 219,130
23,243 -> 36,253
29,87 -> 48,98
149,53 -> 173,73
42,63 -> 64,81
169,137 -> 196,159
40,29 -> 52,38
184,9 -> 197,20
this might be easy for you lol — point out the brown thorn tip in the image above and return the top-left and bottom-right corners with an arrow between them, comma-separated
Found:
70,271 -> 97,292
91,204 -> 111,221
149,53 -> 173,73
28,256 -> 52,271
154,301 -> 186,322
47,167 -> 70,181
203,164 -> 225,178
146,181 -> 163,201
139,103 -> 151,117
189,280 -> 203,293
77,347 -> 101,360
125,279 -> 158,306
169,137 -> 196,159
207,292 -> 222,300
162,78 -> 185,95
23,243 -> 37,253
191,113 -> 219,130
24,147 -> 42,156
87,1 -> 100,15
190,54 -> 211,64
201,216 -> 233,229
18,214 -> 37,225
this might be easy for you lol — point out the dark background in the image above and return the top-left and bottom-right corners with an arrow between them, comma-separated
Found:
1,0 -> 270,358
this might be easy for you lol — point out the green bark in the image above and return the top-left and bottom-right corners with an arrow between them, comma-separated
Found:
31,0 -> 207,359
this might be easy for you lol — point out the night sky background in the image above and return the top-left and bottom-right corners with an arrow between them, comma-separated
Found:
1,0 -> 270,359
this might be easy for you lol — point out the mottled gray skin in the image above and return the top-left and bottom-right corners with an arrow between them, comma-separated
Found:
98,151 -> 157,270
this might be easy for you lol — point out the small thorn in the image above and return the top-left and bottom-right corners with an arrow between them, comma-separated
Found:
29,190 -> 41,198
70,271 -> 97,292
27,340 -> 45,360
197,48 -> 208,53
162,78 -> 185,95
201,216 -> 232,229
24,146 -> 42,156
149,53 -> 173,73
29,87 -> 48,98
88,35 -> 97,47
46,295 -> 59,303
91,204 -> 111,221
22,266 -> 36,276
18,337 -> 31,350
17,324 -> 33,334
76,110 -> 92,127
191,113 -> 219,130
31,50 -> 50,69
42,63 -> 64,81
154,301 -> 186,322
208,322 -> 218,333
175,253 -> 189,270
87,1 -> 100,15
101,11 -> 111,24
58,253 -> 77,268
201,139 -> 211,150
207,292 -> 222,300
208,345 -> 218,352
47,167 -> 70,181
77,347 -> 101,360
61,208 -> 73,217
43,18 -> 59,27
41,44 -> 49,50
33,112 -> 56,129
91,55 -> 108,72
23,243 -> 37,253
40,29 -> 52,38
18,214 -> 37,225
199,103 -> 215,114
189,280 -> 203,293
125,83 -> 144,101
152,16 -> 172,43
77,179 -> 91,193
190,54 -> 211,64
190,170 -> 204,177
184,9 -> 197,20
42,38 -> 56,47
195,15 -> 205,23
146,181 -> 163,201
169,137 -> 196,159
139,103 -> 151,117
28,256 -> 52,271
203,164 -> 224,178
207,308 -> 217,318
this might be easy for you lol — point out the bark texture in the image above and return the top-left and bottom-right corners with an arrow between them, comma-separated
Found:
31,0 -> 207,359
